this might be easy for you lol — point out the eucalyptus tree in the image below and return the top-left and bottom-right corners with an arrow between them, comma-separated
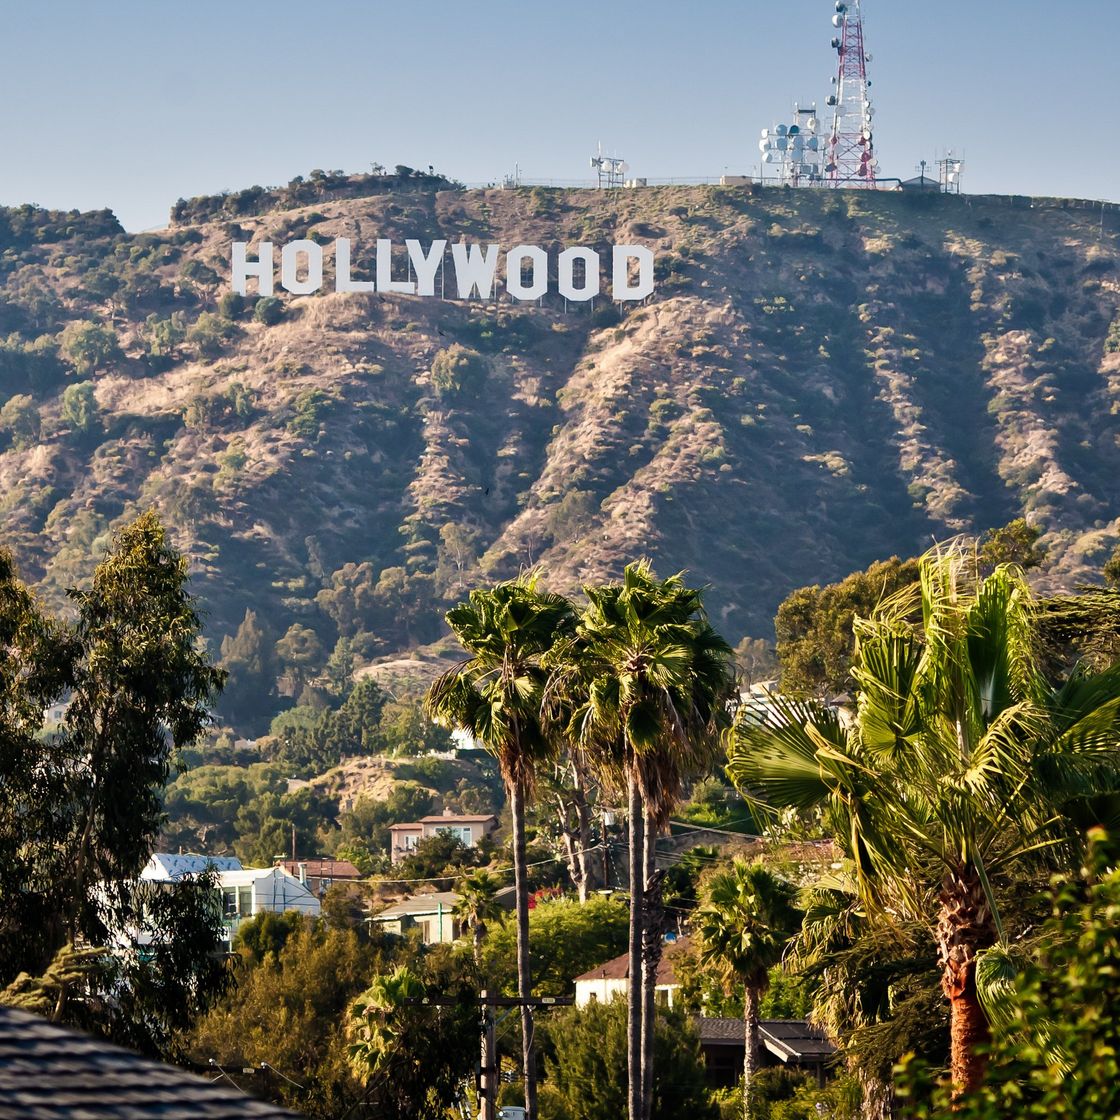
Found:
693,860 -> 801,1119
425,577 -> 576,1120
726,548 -> 1120,1096
556,561 -> 734,1120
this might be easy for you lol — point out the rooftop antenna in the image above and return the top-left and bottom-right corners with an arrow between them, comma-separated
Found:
937,150 -> 964,194
590,142 -> 628,189
824,0 -> 878,188
759,102 -> 824,186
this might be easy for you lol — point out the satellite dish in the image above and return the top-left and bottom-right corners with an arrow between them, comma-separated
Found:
759,140 -> 771,152
831,37 -> 841,48
763,152 -> 775,164
761,128 -> 770,138
788,124 -> 800,135
807,137 -> 819,151
776,137 -> 788,151
792,135 -> 804,149
865,53 -> 873,62
776,123 -> 788,136
827,95 -> 837,106
832,13 -> 843,26
619,162 -> 630,174
590,156 -> 599,169
836,1 -> 846,10
807,117 -> 818,131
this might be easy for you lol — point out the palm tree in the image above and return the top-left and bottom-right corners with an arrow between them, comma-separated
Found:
558,561 -> 734,1120
693,860 -> 801,1120
454,869 -> 504,966
425,577 -> 576,1120
725,548 -> 1120,1096
347,966 -> 427,1076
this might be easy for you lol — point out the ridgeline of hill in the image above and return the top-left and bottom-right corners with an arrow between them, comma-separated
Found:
1,179 -> 1119,729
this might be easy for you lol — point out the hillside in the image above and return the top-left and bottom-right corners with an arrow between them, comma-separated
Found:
2,181 -> 1119,727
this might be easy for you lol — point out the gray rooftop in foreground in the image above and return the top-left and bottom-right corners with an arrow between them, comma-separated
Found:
696,1017 -> 836,1063
0,1005 -> 298,1119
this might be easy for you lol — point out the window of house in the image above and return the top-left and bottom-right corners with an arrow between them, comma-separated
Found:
239,885 -> 252,915
222,888 -> 237,917
435,825 -> 473,845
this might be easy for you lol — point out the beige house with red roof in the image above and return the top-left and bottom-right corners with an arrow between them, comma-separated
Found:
388,810 -> 499,863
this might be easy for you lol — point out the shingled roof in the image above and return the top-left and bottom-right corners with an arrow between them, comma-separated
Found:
696,1017 -> 836,1064
0,1005 -> 298,1119
573,936 -> 692,986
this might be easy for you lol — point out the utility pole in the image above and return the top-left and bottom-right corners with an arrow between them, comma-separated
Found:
402,993 -> 573,1120
479,989 -> 497,1120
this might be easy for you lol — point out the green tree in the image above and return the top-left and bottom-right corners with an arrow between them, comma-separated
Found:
727,547 -> 1120,1097
60,321 -> 121,375
430,344 -> 488,397
348,964 -> 479,1120
977,519 -> 1044,574
898,829 -> 1120,1120
694,861 -> 801,1118
538,1000 -> 716,1120
254,296 -> 284,325
0,393 -> 41,449
454,869 -> 505,965
0,514 -> 229,1055
275,622 -> 325,695
187,311 -> 236,357
426,577 -> 577,1120
557,561 -> 734,1120
61,380 -> 99,435
217,607 -> 277,733
775,556 -> 920,697
1104,544 -> 1120,589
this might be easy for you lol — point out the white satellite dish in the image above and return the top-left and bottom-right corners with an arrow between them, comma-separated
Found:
759,140 -> 771,152
832,13 -> 843,26
808,137 -> 819,151
763,152 -> 775,163
619,162 -> 630,174
761,128 -> 770,138
807,117 -> 818,131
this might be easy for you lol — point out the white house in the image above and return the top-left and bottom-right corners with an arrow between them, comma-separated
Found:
573,937 -> 691,1008
388,811 -> 499,864
214,866 -> 321,943
138,854 -> 320,946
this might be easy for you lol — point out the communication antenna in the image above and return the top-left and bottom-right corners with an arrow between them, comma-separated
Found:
824,0 -> 878,188
937,151 -> 964,194
590,143 -> 628,189
758,102 -> 824,186
501,163 -> 523,190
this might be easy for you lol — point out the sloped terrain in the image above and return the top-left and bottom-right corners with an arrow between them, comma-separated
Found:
1,183 -> 1118,691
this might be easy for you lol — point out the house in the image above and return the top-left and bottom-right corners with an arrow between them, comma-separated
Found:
573,937 -> 691,1008
369,885 -> 515,944
696,1017 -> 836,1088
0,1004 -> 298,1119
216,866 -> 320,943
388,810 -> 499,863
274,857 -> 363,897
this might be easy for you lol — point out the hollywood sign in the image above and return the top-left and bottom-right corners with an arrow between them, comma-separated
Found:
231,239 -> 655,303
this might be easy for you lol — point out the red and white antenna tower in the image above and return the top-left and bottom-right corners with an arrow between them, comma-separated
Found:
825,0 -> 878,188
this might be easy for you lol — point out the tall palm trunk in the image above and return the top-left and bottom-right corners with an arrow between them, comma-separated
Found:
742,985 -> 760,1120
627,768 -> 645,1120
937,868 -> 995,1097
511,778 -> 537,1120
640,806 -> 657,1120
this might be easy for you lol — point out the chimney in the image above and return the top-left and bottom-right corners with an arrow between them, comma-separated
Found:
443,806 -> 453,817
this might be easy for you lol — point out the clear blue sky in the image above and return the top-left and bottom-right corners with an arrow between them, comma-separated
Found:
2,0 -> 1117,231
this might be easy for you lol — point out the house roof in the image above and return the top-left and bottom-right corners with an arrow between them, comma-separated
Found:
389,814 -> 497,832
373,891 -> 462,918
573,937 -> 691,986
275,858 -> 362,880
696,1017 -> 836,1063
372,885 -> 516,920
142,854 -> 243,882
0,1005 -> 298,1118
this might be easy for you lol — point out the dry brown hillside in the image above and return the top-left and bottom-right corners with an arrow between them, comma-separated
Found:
1,182 -> 1118,728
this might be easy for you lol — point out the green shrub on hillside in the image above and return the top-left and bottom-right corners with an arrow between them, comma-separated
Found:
0,393 -> 40,448
430,344 -> 488,397
59,320 -> 121,375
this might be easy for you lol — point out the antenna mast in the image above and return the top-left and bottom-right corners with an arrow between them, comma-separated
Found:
825,0 -> 878,188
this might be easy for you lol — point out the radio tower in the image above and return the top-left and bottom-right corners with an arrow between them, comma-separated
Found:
825,0 -> 878,188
